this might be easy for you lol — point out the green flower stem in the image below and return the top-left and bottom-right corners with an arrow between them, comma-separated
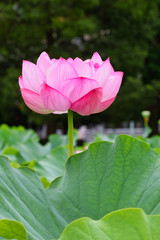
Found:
144,117 -> 149,127
68,109 -> 74,158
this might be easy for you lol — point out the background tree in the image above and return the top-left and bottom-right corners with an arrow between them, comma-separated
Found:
0,0 -> 160,133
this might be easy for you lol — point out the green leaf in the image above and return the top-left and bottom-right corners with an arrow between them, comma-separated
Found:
0,219 -> 26,240
10,162 -> 20,168
0,156 -> 64,240
49,129 -> 78,149
94,133 -> 116,142
155,148 -> 160,153
0,124 -> 46,164
49,134 -> 68,149
0,124 -> 38,146
137,135 -> 160,151
2,146 -> 19,155
147,135 -> 160,149
40,177 -> 50,189
34,146 -> 68,181
0,135 -> 160,239
59,208 -> 160,240
16,140 -> 51,162
1,146 -> 21,162
48,134 -> 160,224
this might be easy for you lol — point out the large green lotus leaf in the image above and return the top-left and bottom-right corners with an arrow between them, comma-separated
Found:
0,124 -> 48,163
34,146 -> 68,181
1,146 -> 22,163
94,133 -> 116,142
49,134 -> 68,149
137,135 -> 160,152
0,156 -> 65,240
49,129 -> 78,149
147,135 -> 160,149
1,141 -> 52,164
48,134 -> 160,224
137,135 -> 160,148
0,124 -> 38,146
15,140 -> 51,162
0,219 -> 26,240
59,208 -> 160,240
0,135 -> 160,240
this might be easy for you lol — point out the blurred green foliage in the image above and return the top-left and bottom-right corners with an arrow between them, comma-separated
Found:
0,0 -> 160,131
0,124 -> 78,183
1,123 -> 160,190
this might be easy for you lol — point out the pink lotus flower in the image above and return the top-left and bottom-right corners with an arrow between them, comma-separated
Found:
19,52 -> 123,116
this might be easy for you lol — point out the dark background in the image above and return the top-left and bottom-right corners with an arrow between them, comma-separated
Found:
0,0 -> 160,134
